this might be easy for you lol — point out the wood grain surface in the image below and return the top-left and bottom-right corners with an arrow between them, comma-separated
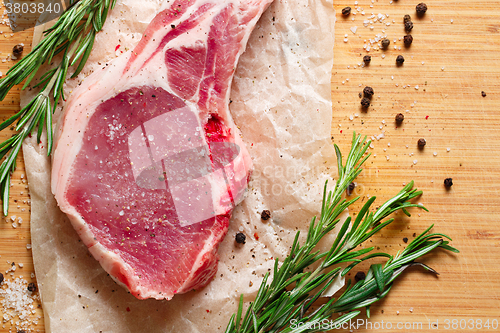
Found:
0,0 -> 499,332
331,0 -> 500,331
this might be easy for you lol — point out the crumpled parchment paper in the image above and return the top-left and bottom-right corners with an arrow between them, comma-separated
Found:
22,0 -> 337,332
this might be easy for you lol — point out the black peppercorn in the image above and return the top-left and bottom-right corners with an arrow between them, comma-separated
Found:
417,138 -> 426,148
405,20 -> 413,32
395,113 -> 404,124
381,38 -> 390,49
404,14 -> 412,23
363,55 -> 371,64
18,330 -> 26,333
260,210 -> 271,220
416,3 -> 427,16
444,178 -> 453,188
361,97 -> 370,109
28,282 -> 37,292
404,34 -> 413,47
396,55 -> 405,65
13,44 -> 23,58
342,6 -> 351,16
363,86 -> 374,98
235,232 -> 246,244
347,182 -> 355,196
0,272 -> 3,284
354,271 -> 366,282
403,237 -> 409,243
481,91 -> 486,97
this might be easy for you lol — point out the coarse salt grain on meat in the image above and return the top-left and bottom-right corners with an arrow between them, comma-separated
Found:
51,0 -> 273,300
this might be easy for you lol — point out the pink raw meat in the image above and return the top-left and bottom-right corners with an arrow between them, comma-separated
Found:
51,0 -> 272,300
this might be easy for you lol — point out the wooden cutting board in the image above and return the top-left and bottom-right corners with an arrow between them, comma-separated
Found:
0,0 -> 498,332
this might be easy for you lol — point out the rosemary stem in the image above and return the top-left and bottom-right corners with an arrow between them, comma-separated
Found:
0,0 -> 116,215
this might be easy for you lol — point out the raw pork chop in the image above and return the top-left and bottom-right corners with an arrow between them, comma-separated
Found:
51,0 -> 272,300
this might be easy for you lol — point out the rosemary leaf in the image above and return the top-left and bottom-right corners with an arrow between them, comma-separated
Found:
0,0 -> 116,215
225,133 -> 458,333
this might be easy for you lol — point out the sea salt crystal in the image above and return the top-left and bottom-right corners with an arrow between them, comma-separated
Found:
26,244 -> 31,250
447,147 -> 451,152
433,152 -> 438,156
413,159 -> 418,165
350,26 -> 358,34
119,210 -> 125,216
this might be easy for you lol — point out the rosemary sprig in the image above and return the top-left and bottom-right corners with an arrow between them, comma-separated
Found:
225,132 -> 458,333
0,0 -> 116,215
